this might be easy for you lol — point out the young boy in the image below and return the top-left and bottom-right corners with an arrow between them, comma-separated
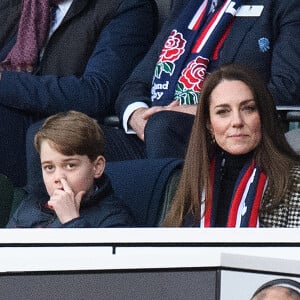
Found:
7,111 -> 135,228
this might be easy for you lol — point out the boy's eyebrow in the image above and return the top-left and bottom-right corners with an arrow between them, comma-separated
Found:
41,160 -> 52,165
41,158 -> 81,165
62,158 -> 81,162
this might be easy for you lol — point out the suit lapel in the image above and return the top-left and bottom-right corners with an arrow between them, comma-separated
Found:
220,17 -> 257,63
219,0 -> 264,64
61,0 -> 90,25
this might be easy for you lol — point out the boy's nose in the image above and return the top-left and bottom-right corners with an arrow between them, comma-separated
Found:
54,170 -> 66,184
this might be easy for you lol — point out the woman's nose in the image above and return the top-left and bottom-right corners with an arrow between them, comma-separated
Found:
231,111 -> 243,127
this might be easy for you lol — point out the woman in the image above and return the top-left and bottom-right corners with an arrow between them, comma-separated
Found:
163,64 -> 300,227
103,0 -> 300,162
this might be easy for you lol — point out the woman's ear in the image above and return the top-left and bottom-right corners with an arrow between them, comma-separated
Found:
93,155 -> 106,179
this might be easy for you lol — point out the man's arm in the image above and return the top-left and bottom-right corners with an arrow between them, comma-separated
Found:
126,101 -> 197,141
0,0 -> 156,118
267,0 -> 300,105
115,0 -> 184,122
115,0 -> 193,138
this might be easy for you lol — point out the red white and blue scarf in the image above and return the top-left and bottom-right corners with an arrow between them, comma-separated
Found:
201,157 -> 268,227
151,0 -> 242,106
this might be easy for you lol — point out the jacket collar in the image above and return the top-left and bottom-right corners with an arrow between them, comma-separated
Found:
80,173 -> 113,208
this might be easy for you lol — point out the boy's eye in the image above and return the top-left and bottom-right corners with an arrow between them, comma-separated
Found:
66,163 -> 76,169
43,165 -> 54,172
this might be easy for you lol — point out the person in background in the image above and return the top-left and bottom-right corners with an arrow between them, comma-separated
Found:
162,64 -> 300,227
101,0 -> 300,161
7,111 -> 135,228
0,0 -> 156,186
250,278 -> 300,300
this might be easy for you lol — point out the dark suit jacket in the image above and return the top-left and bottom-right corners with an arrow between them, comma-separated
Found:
0,0 -> 157,119
116,0 -> 300,123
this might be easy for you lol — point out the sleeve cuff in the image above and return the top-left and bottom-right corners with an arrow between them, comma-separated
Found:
123,102 -> 149,133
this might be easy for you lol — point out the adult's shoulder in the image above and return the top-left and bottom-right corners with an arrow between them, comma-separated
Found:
0,0 -> 21,12
0,0 -> 21,49
90,0 -> 157,17
270,0 -> 300,17
100,0 -> 157,9
286,164 -> 300,202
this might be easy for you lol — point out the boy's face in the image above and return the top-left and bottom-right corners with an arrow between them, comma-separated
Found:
40,140 -> 105,197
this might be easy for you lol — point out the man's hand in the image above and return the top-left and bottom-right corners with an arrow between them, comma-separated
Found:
128,107 -> 148,141
47,178 -> 85,224
142,101 -> 197,120
166,101 -> 197,115
129,102 -> 197,141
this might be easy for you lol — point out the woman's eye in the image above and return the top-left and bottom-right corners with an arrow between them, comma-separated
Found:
216,109 -> 229,115
243,105 -> 257,112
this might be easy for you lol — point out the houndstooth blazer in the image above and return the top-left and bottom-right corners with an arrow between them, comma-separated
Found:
259,164 -> 300,227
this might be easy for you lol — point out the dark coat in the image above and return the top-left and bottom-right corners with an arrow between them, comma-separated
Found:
116,0 -> 300,123
0,0 -> 157,118
0,0 -> 157,186
6,174 -> 135,228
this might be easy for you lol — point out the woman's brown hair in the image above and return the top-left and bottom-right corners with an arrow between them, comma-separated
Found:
163,63 -> 300,227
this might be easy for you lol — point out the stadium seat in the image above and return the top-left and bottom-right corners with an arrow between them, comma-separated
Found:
0,158 -> 183,227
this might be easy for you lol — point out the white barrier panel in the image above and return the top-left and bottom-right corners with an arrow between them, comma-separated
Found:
0,228 -> 299,300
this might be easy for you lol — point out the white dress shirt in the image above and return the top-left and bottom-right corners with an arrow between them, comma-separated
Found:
49,0 -> 73,37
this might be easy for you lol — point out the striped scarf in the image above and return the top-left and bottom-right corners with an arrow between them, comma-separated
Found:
151,0 -> 241,106
201,156 -> 268,227
0,0 -> 64,72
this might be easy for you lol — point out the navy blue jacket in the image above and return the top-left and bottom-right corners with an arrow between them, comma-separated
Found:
0,0 -> 157,186
0,0 -> 157,119
6,174 -> 135,228
116,0 -> 300,122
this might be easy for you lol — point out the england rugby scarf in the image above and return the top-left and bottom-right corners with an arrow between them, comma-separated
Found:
201,156 -> 267,227
0,0 -> 64,72
152,0 -> 241,106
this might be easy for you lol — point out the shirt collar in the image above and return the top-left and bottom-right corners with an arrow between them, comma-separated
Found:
57,0 -> 73,16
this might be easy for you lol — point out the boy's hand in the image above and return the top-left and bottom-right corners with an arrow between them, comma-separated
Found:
47,178 -> 86,224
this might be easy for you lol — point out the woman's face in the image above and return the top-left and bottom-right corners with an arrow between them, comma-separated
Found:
207,79 -> 262,155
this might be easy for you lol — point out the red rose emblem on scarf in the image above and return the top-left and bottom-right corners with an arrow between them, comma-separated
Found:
179,56 -> 209,92
159,30 -> 186,63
